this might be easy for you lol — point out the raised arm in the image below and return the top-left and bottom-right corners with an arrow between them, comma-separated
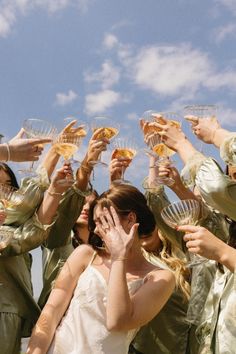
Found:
0,129 -> 52,162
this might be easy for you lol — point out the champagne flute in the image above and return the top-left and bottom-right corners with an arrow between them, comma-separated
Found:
111,137 -> 137,185
90,116 -> 120,167
161,199 -> 207,267
184,105 -> 217,151
19,118 -> 57,175
0,183 -> 24,250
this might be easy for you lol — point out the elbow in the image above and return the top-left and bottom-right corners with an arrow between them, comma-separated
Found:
106,319 -> 123,332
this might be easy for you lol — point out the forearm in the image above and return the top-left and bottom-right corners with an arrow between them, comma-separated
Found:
106,260 -> 132,330
76,155 -> 93,191
0,144 -> 9,161
27,304 -> 58,354
171,184 -> 198,201
37,189 -> 62,225
176,139 -> 198,165
218,244 -> 236,272
212,128 -> 232,149
42,146 -> 60,178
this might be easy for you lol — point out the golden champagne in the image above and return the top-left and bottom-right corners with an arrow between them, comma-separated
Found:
54,143 -> 78,160
112,148 -> 136,160
93,127 -> 118,140
153,143 -> 175,157
76,128 -> 87,137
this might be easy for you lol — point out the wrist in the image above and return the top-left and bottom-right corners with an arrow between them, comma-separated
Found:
46,188 -> 63,197
212,128 -> 231,148
1,143 -> 11,162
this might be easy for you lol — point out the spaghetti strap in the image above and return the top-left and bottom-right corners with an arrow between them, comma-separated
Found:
88,251 -> 97,266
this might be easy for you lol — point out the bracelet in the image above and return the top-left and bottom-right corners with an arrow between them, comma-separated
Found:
47,190 -> 63,197
3,143 -> 10,162
80,163 -> 93,174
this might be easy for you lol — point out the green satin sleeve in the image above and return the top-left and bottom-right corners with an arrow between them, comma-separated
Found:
196,158 -> 236,220
38,242 -> 74,309
220,133 -> 236,166
0,212 -> 57,256
43,185 -> 85,249
5,165 -> 49,226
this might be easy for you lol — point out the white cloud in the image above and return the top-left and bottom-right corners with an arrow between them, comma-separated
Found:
127,112 -> 139,121
84,60 -> 120,89
55,89 -> 78,106
103,33 -> 119,49
217,105 -> 236,126
130,45 -> 212,97
214,22 -> 236,42
0,0 -> 92,37
216,0 -> 236,15
84,89 -> 122,115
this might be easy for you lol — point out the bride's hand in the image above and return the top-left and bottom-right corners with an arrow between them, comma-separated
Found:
96,206 -> 139,260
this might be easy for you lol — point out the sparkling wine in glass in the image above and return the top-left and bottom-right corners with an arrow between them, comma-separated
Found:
90,116 -> 119,167
161,199 -> 207,267
144,112 -> 181,187
0,184 -> 24,250
53,133 -> 83,184
19,118 -> 57,176
111,138 -> 137,185
63,116 -> 89,166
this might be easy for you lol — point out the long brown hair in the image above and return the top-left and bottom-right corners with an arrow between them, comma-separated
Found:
88,184 -> 156,248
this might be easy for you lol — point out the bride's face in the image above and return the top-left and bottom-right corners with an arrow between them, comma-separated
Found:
93,205 -> 134,239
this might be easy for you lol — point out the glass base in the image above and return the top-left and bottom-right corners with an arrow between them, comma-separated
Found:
56,178 -> 75,187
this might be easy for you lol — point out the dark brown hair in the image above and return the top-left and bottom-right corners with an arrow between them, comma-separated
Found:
0,163 -> 19,189
88,184 -> 156,249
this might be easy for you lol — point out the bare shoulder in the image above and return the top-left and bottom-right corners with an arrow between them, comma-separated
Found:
145,268 -> 176,289
66,244 -> 95,270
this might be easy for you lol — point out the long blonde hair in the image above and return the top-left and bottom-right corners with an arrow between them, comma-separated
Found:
157,230 -> 190,302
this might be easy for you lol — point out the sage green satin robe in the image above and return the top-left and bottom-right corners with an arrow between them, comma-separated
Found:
0,167 -> 54,353
131,187 -> 228,354
38,186 -> 86,309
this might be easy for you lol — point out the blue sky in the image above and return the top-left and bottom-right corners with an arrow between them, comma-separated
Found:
0,0 -> 236,296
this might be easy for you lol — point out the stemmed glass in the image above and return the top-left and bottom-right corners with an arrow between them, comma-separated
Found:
90,116 -> 120,167
63,116 -> 89,167
184,105 -> 217,152
0,184 -> 24,250
111,137 -> 137,185
161,199 -> 207,267
53,133 -> 83,184
143,111 -> 181,187
19,118 -> 57,175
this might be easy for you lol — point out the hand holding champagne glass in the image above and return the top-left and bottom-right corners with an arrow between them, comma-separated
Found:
111,137 -> 137,185
19,118 -> 57,176
161,199 -> 207,267
90,116 -> 119,167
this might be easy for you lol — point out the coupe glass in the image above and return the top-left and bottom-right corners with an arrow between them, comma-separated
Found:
19,118 -> 57,175
90,116 -> 119,167
145,112 -> 181,187
53,133 -> 83,185
63,116 -> 89,167
111,137 -> 137,185
184,105 -> 217,151
161,199 -> 207,267
0,184 -> 24,250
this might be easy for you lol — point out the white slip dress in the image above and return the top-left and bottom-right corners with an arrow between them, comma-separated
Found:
48,253 -> 144,354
